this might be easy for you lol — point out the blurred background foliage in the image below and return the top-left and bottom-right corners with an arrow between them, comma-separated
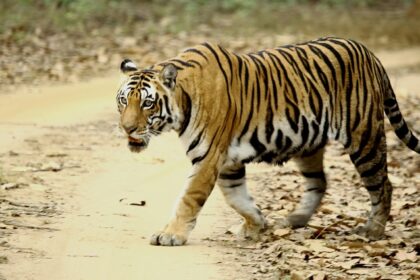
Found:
1,0 -> 420,87
1,0 -> 419,44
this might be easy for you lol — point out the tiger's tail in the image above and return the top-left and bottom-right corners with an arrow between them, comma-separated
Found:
382,71 -> 420,153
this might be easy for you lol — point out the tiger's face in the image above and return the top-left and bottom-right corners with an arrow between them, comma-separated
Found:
116,59 -> 178,153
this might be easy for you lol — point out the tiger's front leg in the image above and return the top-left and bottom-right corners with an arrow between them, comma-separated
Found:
150,161 -> 218,246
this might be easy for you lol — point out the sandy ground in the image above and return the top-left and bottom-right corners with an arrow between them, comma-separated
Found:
0,78 -> 246,279
0,49 -> 419,280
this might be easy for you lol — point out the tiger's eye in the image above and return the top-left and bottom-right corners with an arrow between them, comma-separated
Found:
143,100 -> 154,108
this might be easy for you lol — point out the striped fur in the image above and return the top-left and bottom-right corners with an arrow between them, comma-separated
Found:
116,37 -> 419,246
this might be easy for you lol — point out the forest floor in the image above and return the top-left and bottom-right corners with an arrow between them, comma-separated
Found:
0,14 -> 419,279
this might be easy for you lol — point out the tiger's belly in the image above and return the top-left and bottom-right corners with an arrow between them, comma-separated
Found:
225,135 -> 297,166
226,141 -> 293,166
224,119 -> 327,167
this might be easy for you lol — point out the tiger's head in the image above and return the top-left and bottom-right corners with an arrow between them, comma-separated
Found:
116,59 -> 179,153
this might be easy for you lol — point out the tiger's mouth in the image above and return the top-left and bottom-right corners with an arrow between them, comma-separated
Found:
127,136 -> 148,153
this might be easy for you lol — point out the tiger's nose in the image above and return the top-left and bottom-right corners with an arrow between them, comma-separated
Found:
123,124 -> 137,135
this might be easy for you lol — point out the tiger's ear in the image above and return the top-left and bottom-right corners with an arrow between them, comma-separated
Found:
160,63 -> 177,90
120,59 -> 138,74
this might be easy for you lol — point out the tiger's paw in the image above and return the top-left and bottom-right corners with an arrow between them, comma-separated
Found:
150,231 -> 187,246
287,211 -> 312,228
230,220 -> 266,241
354,222 -> 385,241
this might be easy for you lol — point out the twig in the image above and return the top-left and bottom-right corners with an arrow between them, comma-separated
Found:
2,220 -> 58,231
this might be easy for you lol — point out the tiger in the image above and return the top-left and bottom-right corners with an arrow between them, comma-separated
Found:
115,37 -> 419,246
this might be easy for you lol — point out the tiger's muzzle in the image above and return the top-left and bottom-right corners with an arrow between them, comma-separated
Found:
127,135 -> 149,153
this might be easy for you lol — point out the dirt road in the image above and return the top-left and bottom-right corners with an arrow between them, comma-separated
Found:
0,49 -> 419,280
0,77 -> 246,280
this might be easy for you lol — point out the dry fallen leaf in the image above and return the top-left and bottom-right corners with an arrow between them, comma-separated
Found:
331,258 -> 360,270
290,271 -> 305,280
273,228 -> 291,238
394,250 -> 417,262
304,240 -> 335,253
311,272 -> 327,280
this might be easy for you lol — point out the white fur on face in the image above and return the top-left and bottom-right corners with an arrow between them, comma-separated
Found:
141,85 -> 157,101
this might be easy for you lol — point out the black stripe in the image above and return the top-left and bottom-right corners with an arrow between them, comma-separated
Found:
361,64 -> 369,118
265,101 -> 274,142
366,184 -> 382,192
170,59 -> 194,68
219,167 -> 246,180
255,52 -> 270,99
329,39 -> 355,73
179,87 -> 192,136
187,130 -> 204,154
203,43 -> 230,97
249,55 -> 263,109
306,186 -> 326,193
350,103 -> 373,162
187,59 -> 201,66
275,130 -> 283,150
343,76 -> 353,149
244,58 -> 250,96
283,136 -> 292,152
320,110 -> 329,147
355,132 -> 383,167
360,153 -> 385,178
184,48 -> 209,61
335,92 -> 343,140
261,151 -> 278,163
384,98 -> 396,107
286,108 -> 299,133
309,45 -> 336,91
275,52 -> 298,102
266,52 -> 283,87
307,78 -> 323,123
219,46 -> 234,85
248,54 -> 262,75
317,42 -> 347,86
407,136 -> 418,150
250,128 -> 266,154
309,120 -> 320,147
266,57 -> 279,110
296,47 -> 311,71
389,113 -> 402,124
226,183 -> 243,188
366,177 -> 387,192
191,128 -> 219,165
129,76 -> 140,81
163,95 -> 172,115
192,155 -> 205,165
142,82 -> 151,88
395,123 -> 409,139
301,171 -> 326,181
300,116 -> 309,147
352,82 -> 361,132
313,60 -> 330,93
234,54 -> 245,119
238,106 -> 253,142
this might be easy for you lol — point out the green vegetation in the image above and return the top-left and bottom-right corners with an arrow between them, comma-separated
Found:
1,0 -> 418,44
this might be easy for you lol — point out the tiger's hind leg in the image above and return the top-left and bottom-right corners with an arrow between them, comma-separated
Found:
217,164 -> 266,240
288,148 -> 326,228
349,127 -> 392,240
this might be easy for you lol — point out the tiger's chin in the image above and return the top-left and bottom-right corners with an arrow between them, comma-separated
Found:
127,137 -> 148,153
